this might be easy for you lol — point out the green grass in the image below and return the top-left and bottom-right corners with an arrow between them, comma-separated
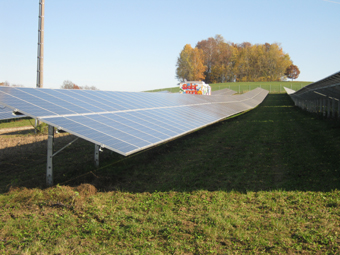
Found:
0,118 -> 33,128
210,81 -> 311,93
146,81 -> 312,94
1,187 -> 339,254
1,93 -> 340,253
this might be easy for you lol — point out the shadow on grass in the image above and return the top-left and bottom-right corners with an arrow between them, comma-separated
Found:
1,94 -> 340,194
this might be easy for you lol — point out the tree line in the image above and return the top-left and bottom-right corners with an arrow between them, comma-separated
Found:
61,80 -> 98,90
0,81 -> 23,87
176,35 -> 300,83
0,80 -> 98,90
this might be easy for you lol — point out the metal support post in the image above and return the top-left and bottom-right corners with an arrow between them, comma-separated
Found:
310,101 -> 313,112
333,99 -> 336,118
94,144 -> 100,168
46,125 -> 54,186
319,99 -> 322,114
315,100 -> 317,113
327,98 -> 331,118
34,119 -> 38,134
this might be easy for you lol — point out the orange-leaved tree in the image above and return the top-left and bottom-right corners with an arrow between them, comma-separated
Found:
285,64 -> 300,81
176,44 -> 206,82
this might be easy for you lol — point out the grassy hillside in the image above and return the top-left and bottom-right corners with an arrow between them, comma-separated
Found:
210,81 -> 311,93
147,81 -> 312,94
1,93 -> 340,253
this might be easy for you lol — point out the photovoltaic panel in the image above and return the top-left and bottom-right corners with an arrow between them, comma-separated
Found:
0,86 -> 268,156
212,88 -> 237,96
286,71 -> 340,101
0,104 -> 26,120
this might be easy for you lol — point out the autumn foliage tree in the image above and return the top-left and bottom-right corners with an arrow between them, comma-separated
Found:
176,44 -> 206,82
177,35 -> 298,83
61,80 -> 80,89
284,64 -> 300,81
61,80 -> 98,90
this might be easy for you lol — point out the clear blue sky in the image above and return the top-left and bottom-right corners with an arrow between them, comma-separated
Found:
1,0 -> 339,91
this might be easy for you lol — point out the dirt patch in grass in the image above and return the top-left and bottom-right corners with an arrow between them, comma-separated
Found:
76,183 -> 97,197
0,126 -> 34,134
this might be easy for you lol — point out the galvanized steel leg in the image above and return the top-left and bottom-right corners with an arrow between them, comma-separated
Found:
46,125 -> 54,186
314,100 -> 317,113
94,144 -> 100,168
319,99 -> 322,114
327,98 -> 331,118
34,119 -> 38,134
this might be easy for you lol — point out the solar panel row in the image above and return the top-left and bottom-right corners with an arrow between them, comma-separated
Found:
211,88 -> 236,96
288,71 -> 340,101
0,104 -> 26,120
0,86 -> 268,155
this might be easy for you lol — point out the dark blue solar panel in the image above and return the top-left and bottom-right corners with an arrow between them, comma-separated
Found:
127,111 -> 186,134
0,104 -> 25,120
112,112 -> 175,138
80,90 -> 130,111
85,114 -> 162,143
0,87 -> 74,115
56,90 -> 116,112
44,116 -> 139,154
38,89 -> 102,113
0,86 -> 268,156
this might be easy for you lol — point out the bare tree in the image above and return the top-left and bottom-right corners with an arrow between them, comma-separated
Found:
61,80 -> 98,90
83,85 -> 98,90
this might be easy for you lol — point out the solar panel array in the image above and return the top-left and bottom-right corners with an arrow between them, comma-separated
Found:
285,70 -> 340,117
287,71 -> 340,101
0,86 -> 268,156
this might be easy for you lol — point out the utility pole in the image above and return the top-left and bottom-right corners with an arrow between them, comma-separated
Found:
36,0 -> 45,88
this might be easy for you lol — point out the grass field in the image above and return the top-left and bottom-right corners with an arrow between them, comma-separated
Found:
1,92 -> 340,253
147,81 -> 312,94
0,118 -> 33,128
